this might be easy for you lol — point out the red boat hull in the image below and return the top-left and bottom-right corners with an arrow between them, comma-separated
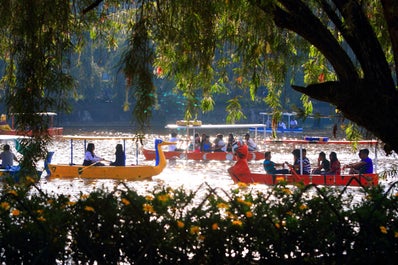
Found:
230,173 -> 378,187
0,127 -> 63,136
142,148 -> 264,161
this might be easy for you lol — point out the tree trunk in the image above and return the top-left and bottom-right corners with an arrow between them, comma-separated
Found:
292,81 -> 398,153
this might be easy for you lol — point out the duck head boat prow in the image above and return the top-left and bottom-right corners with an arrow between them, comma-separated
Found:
46,138 -> 175,180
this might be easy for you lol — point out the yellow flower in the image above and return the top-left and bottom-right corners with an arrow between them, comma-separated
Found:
380,226 -> 387,234
177,220 -> 185,228
121,198 -> 130,206
236,197 -> 253,207
299,204 -> 308,211
275,223 -> 280,229
25,176 -> 35,184
1,202 -> 10,210
216,202 -> 229,209
226,211 -> 237,219
8,190 -> 18,196
143,203 -> 155,214
157,194 -> 170,202
37,216 -> 46,222
276,176 -> 284,182
237,182 -> 248,188
190,225 -> 200,235
12,209 -> 20,216
245,211 -> 253,218
145,195 -> 154,201
67,201 -> 76,206
232,220 -> 243,226
212,223 -> 219,230
395,231 -> 398,238
283,188 -> 292,195
80,194 -> 89,200
36,209 -> 44,215
84,206 -> 95,212
286,211 -> 293,216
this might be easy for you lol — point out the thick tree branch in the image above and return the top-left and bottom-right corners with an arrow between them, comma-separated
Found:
333,0 -> 395,93
82,0 -> 103,15
381,0 -> 398,82
267,0 -> 359,83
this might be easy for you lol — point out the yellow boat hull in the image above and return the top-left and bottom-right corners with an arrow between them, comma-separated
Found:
47,164 -> 162,180
47,139 -> 174,180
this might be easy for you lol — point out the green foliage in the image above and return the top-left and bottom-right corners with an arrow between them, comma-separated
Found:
1,180 -> 397,264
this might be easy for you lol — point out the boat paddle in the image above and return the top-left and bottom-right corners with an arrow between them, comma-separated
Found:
78,160 -> 108,175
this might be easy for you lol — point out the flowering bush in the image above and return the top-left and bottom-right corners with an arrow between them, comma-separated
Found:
0,179 -> 397,264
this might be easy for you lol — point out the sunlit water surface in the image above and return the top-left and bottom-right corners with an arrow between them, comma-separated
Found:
11,128 -> 398,197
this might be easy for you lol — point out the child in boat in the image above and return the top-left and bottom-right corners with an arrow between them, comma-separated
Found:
263,151 -> 290,174
110,144 -> 126,166
344,148 -> 373,174
228,139 -> 251,182
312,151 -> 330,174
325,151 -> 341,175
83,143 -> 105,166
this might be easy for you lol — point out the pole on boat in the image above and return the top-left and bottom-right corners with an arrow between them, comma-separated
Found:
135,141 -> 139,165
70,139 -> 74,165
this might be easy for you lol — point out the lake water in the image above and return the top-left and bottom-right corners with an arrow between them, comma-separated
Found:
16,127 -> 397,197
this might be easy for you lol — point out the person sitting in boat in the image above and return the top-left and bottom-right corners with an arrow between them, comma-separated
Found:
213,134 -> 226,152
244,133 -> 257,151
312,151 -> 330,174
202,135 -> 212,152
345,148 -> 373,174
169,132 -> 180,151
278,121 -> 286,130
200,133 -> 207,151
228,139 -> 251,182
325,151 -> 341,175
290,119 -> 298,128
287,149 -> 311,175
226,133 -> 235,152
0,144 -> 19,169
110,144 -> 125,166
83,143 -> 105,166
193,133 -> 201,152
263,151 -> 289,174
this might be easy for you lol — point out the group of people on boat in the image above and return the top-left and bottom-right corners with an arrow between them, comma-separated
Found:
229,143 -> 374,182
83,143 -> 125,167
169,132 -> 258,153
264,148 -> 373,176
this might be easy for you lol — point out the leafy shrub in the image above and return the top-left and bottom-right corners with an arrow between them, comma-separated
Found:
0,179 -> 397,264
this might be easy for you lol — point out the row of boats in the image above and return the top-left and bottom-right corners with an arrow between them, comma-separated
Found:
0,136 -> 379,187
0,119 -> 380,187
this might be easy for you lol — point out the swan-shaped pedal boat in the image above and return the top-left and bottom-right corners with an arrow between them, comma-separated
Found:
47,139 -> 173,180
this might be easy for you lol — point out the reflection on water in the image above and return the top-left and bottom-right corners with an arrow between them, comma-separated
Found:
28,129 -> 398,196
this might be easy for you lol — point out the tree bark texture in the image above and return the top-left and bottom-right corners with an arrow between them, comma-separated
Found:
259,0 -> 398,152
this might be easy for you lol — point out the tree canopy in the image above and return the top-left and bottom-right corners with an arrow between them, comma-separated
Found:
1,0 -> 398,170
120,0 -> 398,152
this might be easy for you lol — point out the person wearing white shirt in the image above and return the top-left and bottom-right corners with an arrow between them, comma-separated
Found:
244,133 -> 257,151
